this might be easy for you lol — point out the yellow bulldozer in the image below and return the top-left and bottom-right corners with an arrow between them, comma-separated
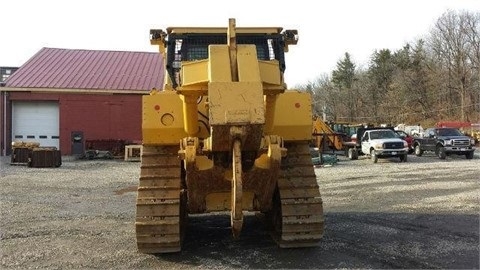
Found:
136,19 -> 324,253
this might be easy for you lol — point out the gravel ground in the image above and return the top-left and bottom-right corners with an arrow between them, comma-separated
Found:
0,150 -> 479,269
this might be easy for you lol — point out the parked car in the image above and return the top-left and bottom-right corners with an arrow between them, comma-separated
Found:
343,127 -> 408,163
412,127 -> 476,159
395,130 -> 414,154
360,129 -> 409,163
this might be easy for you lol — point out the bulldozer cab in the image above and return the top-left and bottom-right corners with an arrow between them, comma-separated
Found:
154,28 -> 290,88
177,35 -> 272,61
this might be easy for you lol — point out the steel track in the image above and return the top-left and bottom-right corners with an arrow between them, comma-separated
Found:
135,145 -> 186,253
269,142 -> 325,247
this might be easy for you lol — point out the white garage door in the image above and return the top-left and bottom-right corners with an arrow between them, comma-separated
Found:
12,101 -> 60,149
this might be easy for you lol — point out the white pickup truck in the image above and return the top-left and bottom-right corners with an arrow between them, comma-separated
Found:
344,127 -> 409,162
360,129 -> 409,163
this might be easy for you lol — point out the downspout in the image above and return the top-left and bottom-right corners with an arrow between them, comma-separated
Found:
2,90 -> 6,156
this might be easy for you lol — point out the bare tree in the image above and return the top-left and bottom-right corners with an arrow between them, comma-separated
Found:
428,9 -> 480,121
298,74 -> 337,121
307,10 -> 480,126
392,40 -> 438,122
463,11 -> 480,117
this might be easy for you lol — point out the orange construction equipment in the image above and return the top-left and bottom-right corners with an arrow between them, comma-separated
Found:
312,116 -> 344,151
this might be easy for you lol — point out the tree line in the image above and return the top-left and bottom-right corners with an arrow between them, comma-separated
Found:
301,10 -> 480,127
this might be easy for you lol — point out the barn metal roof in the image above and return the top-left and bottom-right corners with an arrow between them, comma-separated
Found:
5,47 -> 164,91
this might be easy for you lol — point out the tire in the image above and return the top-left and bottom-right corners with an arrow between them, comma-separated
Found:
437,146 -> 446,159
347,148 -> 353,159
352,149 -> 358,160
348,148 -> 358,160
400,154 -> 408,162
86,151 -> 95,160
371,149 -> 378,163
465,151 -> 474,159
105,152 -> 113,159
414,145 -> 423,156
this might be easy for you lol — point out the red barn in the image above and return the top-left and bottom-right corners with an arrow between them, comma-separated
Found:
0,47 -> 164,156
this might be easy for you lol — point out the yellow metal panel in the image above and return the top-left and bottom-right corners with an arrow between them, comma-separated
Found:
237,45 -> 261,82
167,27 -> 283,35
180,95 -> 199,136
268,91 -> 312,140
208,45 -> 232,82
142,91 -> 187,145
208,82 -> 265,125
205,192 -> 255,211
181,60 -> 209,86
259,60 -> 281,85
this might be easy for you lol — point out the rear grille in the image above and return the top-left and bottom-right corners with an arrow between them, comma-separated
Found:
452,139 -> 470,147
384,142 -> 404,149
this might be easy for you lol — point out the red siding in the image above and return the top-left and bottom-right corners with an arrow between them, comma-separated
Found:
8,92 -> 142,155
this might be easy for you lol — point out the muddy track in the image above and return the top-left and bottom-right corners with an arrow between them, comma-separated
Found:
270,142 -> 324,247
135,145 -> 184,253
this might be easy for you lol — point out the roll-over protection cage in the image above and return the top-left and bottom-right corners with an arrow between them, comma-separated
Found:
164,33 -> 287,88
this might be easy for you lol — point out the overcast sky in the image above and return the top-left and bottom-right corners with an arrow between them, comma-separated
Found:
1,0 -> 479,87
